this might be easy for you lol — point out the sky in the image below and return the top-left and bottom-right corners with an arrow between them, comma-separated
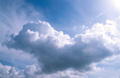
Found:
0,0 -> 120,78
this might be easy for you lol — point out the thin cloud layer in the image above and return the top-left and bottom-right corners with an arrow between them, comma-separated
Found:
4,19 -> 120,73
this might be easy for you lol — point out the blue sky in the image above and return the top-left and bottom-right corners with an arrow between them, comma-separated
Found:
24,0 -> 120,36
1,0 -> 120,78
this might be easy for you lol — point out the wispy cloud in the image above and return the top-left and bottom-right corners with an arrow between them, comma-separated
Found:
0,0 -> 43,42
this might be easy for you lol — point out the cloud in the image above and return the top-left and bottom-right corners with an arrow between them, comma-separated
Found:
0,63 -> 88,78
0,63 -> 21,78
0,43 -> 37,70
3,19 -> 118,74
0,63 -> 38,78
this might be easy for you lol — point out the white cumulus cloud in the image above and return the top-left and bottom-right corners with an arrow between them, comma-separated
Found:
4,19 -> 120,74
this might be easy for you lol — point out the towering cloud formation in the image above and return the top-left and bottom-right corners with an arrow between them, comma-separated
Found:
4,20 -> 120,73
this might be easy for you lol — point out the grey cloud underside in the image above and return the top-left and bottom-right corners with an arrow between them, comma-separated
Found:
3,21 -> 112,73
